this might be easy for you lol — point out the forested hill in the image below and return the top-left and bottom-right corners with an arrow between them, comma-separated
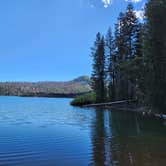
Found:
0,76 -> 91,97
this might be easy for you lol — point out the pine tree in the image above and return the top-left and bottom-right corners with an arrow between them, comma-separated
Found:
91,32 -> 106,102
114,12 -> 126,61
145,0 -> 166,113
114,4 -> 139,60
105,27 -> 116,101
114,4 -> 140,100
124,3 -> 139,59
114,12 -> 126,100
135,23 -> 144,58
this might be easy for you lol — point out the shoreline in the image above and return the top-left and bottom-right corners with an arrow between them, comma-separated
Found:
108,106 -> 166,120
0,93 -> 86,99
83,101 -> 166,120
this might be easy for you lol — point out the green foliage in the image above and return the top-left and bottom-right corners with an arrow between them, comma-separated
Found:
70,92 -> 96,106
71,1 -> 166,114
105,27 -> 116,101
91,32 -> 106,102
144,0 -> 166,113
89,4 -> 143,104
112,3 -> 141,100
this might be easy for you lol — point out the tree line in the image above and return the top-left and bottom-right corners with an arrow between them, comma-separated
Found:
0,76 -> 91,97
91,1 -> 166,114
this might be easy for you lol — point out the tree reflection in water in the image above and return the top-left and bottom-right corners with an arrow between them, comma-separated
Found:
90,108 -> 166,166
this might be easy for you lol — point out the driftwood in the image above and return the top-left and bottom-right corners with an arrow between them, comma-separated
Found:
84,100 -> 137,107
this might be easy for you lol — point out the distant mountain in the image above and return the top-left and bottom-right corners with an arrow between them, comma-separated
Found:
72,76 -> 90,84
0,76 -> 91,98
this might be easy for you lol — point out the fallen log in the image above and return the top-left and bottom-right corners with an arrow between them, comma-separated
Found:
84,99 -> 137,107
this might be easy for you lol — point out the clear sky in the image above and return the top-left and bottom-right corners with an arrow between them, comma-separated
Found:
0,0 -> 146,81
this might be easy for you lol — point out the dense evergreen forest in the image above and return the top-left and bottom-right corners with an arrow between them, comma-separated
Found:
72,0 -> 166,114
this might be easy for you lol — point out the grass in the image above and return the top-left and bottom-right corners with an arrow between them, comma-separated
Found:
70,92 -> 96,106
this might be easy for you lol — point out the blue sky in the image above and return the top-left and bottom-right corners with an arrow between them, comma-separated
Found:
0,0 -> 146,81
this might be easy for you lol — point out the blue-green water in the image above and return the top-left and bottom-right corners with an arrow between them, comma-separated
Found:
0,96 -> 166,166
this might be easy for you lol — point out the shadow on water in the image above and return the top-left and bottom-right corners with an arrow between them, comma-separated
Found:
90,108 -> 166,166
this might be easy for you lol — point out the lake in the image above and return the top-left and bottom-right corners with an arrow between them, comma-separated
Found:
0,96 -> 165,166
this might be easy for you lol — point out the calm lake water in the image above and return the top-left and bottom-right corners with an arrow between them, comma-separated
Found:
0,96 -> 166,166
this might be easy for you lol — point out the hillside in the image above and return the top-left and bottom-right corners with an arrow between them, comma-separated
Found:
0,76 -> 91,98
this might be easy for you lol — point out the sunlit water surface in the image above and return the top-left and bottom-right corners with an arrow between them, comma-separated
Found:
0,96 -> 166,166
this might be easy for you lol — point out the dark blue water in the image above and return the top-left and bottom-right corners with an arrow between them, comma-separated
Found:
0,96 -> 166,166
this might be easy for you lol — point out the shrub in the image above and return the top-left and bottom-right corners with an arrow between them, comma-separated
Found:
70,92 -> 96,106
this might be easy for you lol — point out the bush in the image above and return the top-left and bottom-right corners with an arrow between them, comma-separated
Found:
70,92 -> 96,106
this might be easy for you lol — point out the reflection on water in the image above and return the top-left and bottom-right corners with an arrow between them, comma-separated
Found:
0,97 -> 165,166
90,109 -> 166,166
